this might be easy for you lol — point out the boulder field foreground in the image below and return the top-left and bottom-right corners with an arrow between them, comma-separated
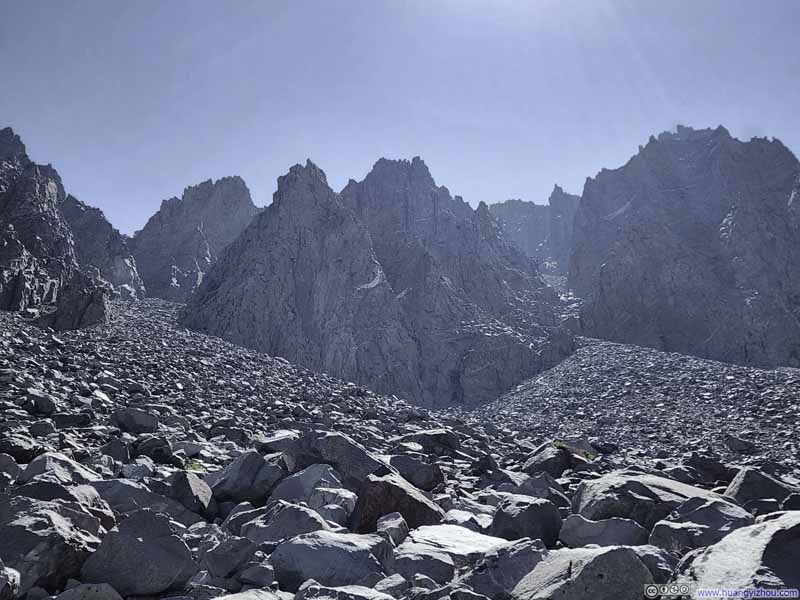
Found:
1,300 -> 799,600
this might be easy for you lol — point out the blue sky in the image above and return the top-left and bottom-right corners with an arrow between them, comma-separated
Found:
2,0 -> 798,234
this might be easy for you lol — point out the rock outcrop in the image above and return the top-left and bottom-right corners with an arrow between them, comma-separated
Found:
181,161 -> 423,401
490,184 -> 581,274
36,271 -> 111,331
338,158 -> 573,406
0,127 -> 77,310
131,176 -> 259,301
61,195 -> 145,299
570,125 -> 800,368
182,158 -> 572,406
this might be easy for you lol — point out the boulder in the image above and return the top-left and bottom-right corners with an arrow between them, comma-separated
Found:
53,583 -> 123,600
269,530 -> 392,592
295,581 -> 393,600
376,512 -> 409,546
111,407 -> 159,434
558,514 -> 648,547
673,510 -> 800,588
511,546 -> 654,600
204,450 -> 286,504
240,500 -> 331,544
269,463 -> 342,503
209,590 -> 282,600
350,472 -> 445,532
395,525 -> 507,569
199,537 -> 256,579
571,470 -> 721,530
89,478 -> 205,527
648,496 -> 753,552
11,481 -> 115,530
723,467 -> 797,506
283,431 -> 392,492
81,509 -> 198,596
457,538 -> 547,600
0,496 -> 101,594
17,451 -> 100,486
490,495 -> 562,547
388,454 -> 445,492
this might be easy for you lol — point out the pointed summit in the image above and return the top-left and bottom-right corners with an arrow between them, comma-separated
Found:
131,176 -> 259,301
181,160 -> 423,401
0,127 -> 27,160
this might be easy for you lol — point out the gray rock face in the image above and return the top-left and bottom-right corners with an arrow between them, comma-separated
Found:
181,162 -> 423,401
131,176 -> 259,301
61,195 -> 145,299
340,158 -> 573,406
0,127 -> 77,311
570,125 -> 800,368
490,185 -> 581,274
183,158 -> 572,407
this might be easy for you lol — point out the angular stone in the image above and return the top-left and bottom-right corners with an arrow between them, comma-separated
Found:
350,472 -> 445,532
559,514 -> 648,547
571,470 -> 722,530
490,494 -> 562,547
111,407 -> 159,434
511,546 -> 654,600
724,467 -> 797,506
204,450 -> 285,504
673,511 -> 800,589
81,509 -> 198,596
269,530 -> 392,592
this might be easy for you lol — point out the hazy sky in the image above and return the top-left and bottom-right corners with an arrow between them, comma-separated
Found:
2,0 -> 798,234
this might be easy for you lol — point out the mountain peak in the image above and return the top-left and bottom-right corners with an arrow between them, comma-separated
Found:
0,126 -> 27,160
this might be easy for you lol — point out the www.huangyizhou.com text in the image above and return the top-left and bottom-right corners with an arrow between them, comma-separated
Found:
695,589 -> 800,599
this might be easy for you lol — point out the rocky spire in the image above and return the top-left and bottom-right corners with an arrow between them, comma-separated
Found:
131,175 -> 259,301
180,160 -> 423,401
61,194 -> 146,299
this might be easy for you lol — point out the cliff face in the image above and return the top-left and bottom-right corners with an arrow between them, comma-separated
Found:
490,184 -> 580,274
131,176 -> 259,301
570,125 -> 800,368
182,158 -> 574,407
0,127 -> 77,310
61,194 -> 145,299
180,161 -> 423,400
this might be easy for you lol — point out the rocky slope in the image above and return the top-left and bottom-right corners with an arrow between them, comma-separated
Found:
182,159 -> 573,407
570,125 -> 800,368
490,185 -> 581,274
0,127 -> 77,311
61,195 -> 145,299
471,338 -> 800,472
131,177 -> 259,302
2,300 -> 799,600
